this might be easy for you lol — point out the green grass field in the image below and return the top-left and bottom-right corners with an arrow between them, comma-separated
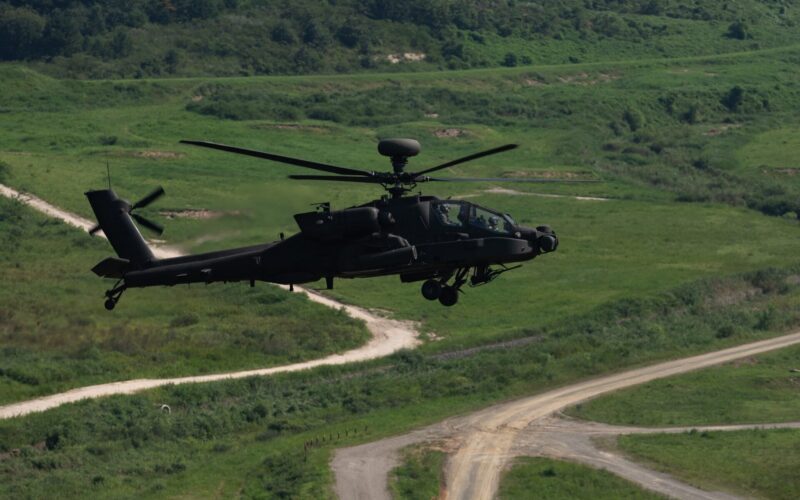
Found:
618,429 -> 800,500
1,266 -> 798,498
0,196 -> 368,404
499,457 -> 664,500
3,6 -> 800,496
2,43 -> 800,355
568,342 -> 800,426
389,445 -> 446,500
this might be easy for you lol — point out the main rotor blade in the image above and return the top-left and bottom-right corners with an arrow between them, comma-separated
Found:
181,140 -> 373,177
412,144 -> 519,177
288,174 -> 382,184
418,176 -> 600,183
130,186 -> 165,211
131,213 -> 164,235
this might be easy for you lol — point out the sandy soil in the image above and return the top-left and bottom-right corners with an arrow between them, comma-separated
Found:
0,183 -> 420,419
332,330 -> 800,500
456,187 -> 610,202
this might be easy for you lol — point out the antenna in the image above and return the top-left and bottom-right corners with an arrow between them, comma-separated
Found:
106,161 -> 112,190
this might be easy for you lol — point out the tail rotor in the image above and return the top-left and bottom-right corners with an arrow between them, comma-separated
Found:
89,186 -> 166,236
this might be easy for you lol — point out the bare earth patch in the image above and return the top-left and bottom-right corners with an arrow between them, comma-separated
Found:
433,128 -> 467,138
134,151 -> 186,160
503,170 -> 594,180
159,209 -> 239,220
767,168 -> 800,176
523,78 -> 545,86
703,124 -> 741,137
384,52 -> 426,64
250,123 -> 328,133
730,356 -> 759,368
483,187 -> 609,202
705,283 -> 760,307
556,72 -> 619,85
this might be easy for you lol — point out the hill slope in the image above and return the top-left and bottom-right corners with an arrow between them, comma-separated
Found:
2,0 -> 799,77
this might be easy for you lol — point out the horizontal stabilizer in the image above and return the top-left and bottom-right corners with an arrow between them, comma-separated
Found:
91,257 -> 131,278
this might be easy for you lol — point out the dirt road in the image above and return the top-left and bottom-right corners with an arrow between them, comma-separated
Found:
332,330 -> 800,500
0,184 -> 420,419
514,415 -> 800,500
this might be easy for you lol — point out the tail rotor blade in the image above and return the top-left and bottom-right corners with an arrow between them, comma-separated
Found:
131,213 -> 164,235
131,186 -> 165,211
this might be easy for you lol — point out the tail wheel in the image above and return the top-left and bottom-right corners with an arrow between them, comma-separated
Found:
421,279 -> 442,300
104,298 -> 116,311
438,286 -> 458,307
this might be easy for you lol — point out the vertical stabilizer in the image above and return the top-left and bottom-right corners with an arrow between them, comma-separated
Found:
85,189 -> 155,267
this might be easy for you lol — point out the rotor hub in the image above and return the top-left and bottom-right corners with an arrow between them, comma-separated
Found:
377,138 -> 421,159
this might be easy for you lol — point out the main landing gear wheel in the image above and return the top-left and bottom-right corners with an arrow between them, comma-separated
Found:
103,279 -> 126,311
421,279 -> 442,300
438,286 -> 458,307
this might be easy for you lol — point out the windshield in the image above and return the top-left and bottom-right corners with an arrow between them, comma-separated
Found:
432,201 -> 465,227
432,201 -> 515,235
468,205 -> 515,234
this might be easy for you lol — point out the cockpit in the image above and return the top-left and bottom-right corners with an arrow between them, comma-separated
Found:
431,200 -> 517,235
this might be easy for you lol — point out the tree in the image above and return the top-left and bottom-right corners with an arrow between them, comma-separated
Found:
164,49 -> 180,73
502,52 -> 517,67
726,20 -> 750,40
0,6 -> 46,60
722,86 -> 745,112
110,30 -> 132,58
271,22 -> 296,45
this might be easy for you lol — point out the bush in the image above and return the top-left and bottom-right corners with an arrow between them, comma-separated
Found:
623,108 -> 645,131
722,86 -> 745,112
727,20 -> 750,40
502,53 -> 518,67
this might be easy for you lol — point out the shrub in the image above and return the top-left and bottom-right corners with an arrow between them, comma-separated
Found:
726,20 -> 750,40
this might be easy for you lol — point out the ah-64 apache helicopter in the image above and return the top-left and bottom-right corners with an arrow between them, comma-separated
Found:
87,138 -> 591,309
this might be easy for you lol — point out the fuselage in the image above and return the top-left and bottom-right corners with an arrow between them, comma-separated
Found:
122,194 -> 557,289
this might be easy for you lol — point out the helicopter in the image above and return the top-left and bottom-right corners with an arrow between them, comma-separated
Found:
87,138 -> 591,309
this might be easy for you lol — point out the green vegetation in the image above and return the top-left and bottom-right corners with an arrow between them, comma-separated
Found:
3,44 -> 800,351
389,445 -> 445,500
568,341 -> 800,426
2,1 -> 800,496
499,457 -> 663,500
0,196 -> 368,404
618,429 -> 800,500
0,267 -> 799,497
3,0 -> 800,78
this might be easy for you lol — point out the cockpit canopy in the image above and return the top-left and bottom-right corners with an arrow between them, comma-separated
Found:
431,200 -> 517,235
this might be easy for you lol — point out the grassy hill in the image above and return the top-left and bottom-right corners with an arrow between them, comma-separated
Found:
1,1 -> 800,496
2,0 -> 800,78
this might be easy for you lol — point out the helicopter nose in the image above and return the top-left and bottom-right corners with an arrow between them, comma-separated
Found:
535,225 -> 558,253
538,233 -> 558,252
520,225 -> 558,254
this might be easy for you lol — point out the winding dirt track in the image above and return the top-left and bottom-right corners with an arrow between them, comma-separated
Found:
0,184 -> 419,419
332,330 -> 800,500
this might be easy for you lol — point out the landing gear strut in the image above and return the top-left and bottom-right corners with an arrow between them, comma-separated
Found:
418,268 -> 471,307
104,279 -> 127,311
